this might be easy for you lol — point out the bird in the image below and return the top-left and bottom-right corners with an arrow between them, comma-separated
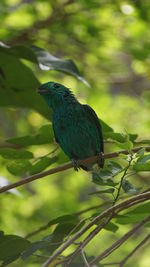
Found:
38,81 -> 104,171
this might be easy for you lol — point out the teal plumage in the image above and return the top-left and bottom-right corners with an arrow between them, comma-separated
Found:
38,82 -> 104,170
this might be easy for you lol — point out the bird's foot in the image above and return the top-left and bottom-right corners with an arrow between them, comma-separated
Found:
72,159 -> 79,171
97,152 -> 104,168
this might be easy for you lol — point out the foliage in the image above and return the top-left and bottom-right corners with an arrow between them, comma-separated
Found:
0,1 -> 150,267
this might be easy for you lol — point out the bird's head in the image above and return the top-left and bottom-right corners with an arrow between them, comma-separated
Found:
38,82 -> 76,110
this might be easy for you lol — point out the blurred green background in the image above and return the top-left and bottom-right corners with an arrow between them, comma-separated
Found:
0,0 -> 150,266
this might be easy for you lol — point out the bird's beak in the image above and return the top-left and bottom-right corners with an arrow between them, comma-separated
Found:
37,87 -> 48,94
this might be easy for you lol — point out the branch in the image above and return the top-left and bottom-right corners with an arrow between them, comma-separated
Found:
90,215 -> 150,266
119,234 -> 150,267
42,191 -> 150,267
66,215 -> 113,266
0,145 -> 150,194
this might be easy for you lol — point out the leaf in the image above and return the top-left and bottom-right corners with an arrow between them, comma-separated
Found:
29,156 -> 57,175
137,154 -> 150,163
92,160 -> 122,187
0,45 -> 50,119
7,124 -> 54,147
133,163 -> 150,171
104,222 -> 119,232
104,132 -> 137,143
47,214 -> 79,227
125,201 -> 150,215
115,214 -> 146,225
115,202 -> 150,225
115,140 -> 133,150
22,240 -> 50,260
100,120 -> 114,133
7,160 -> 32,176
107,161 -> 123,176
136,147 -> 145,157
89,188 -> 115,195
31,45 -> 89,86
23,215 -> 81,260
0,148 -> 33,159
92,172 -> 118,187
104,132 -> 126,142
122,179 -> 137,194
0,232 -> 30,266
0,42 -> 37,63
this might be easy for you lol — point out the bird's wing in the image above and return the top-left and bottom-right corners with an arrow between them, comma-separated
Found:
83,104 -> 104,153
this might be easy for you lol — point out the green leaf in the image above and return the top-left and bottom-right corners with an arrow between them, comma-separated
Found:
7,124 -> 54,147
23,215 -> 81,259
104,132 -> 126,142
125,201 -> 150,215
107,161 -> 123,176
115,214 -> 146,225
7,160 -> 32,176
29,156 -> 57,175
104,222 -> 119,232
115,202 -> 150,225
47,214 -> 79,227
22,240 -> 50,260
136,148 -> 145,157
137,154 -> 150,163
100,120 -> 114,133
115,140 -> 133,150
133,163 -> 150,171
0,148 -> 33,159
92,173 -> 118,187
89,188 -> 115,195
122,180 -> 137,194
0,232 -> 30,266
0,46 -> 50,119
32,45 -> 89,86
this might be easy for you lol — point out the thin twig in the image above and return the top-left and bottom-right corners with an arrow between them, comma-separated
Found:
119,234 -> 150,267
113,154 -> 133,204
90,215 -> 150,266
81,250 -> 91,267
0,145 -> 150,194
42,191 -> 150,267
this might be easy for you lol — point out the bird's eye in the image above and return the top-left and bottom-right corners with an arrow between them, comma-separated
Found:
54,83 -> 59,88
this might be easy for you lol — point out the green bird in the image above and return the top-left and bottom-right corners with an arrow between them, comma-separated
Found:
38,82 -> 104,171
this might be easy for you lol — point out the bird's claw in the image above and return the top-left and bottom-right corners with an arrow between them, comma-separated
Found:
98,152 -> 104,168
72,159 -> 79,171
